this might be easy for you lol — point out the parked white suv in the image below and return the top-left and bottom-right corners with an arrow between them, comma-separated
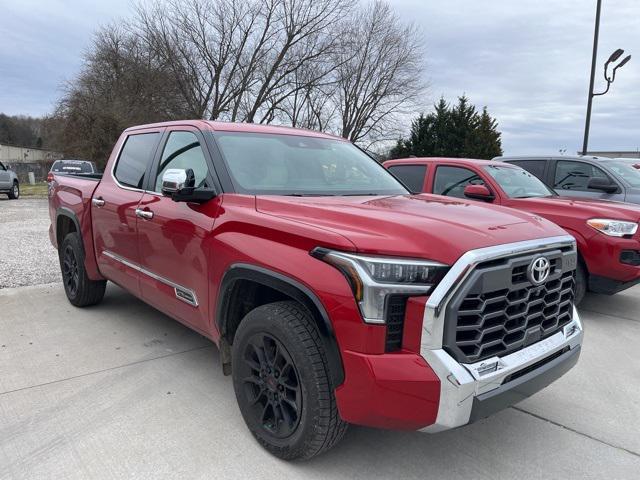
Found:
0,161 -> 19,199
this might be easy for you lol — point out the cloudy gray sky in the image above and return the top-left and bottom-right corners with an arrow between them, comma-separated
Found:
0,0 -> 638,154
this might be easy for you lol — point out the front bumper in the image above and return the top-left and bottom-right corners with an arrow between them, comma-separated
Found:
421,310 -> 582,431
419,235 -> 583,432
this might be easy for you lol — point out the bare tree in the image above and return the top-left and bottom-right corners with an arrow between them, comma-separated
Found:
334,1 -> 426,145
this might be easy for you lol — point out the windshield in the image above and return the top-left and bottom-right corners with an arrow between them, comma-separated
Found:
484,165 -> 555,198
214,132 -> 408,196
607,161 -> 640,188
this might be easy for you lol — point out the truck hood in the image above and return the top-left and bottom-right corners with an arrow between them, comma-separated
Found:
510,196 -> 640,223
256,194 -> 567,265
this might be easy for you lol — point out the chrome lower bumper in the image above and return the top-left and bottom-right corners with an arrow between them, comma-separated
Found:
420,309 -> 582,432
418,235 -> 583,432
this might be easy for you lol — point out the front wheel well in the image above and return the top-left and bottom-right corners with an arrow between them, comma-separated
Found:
216,265 -> 345,387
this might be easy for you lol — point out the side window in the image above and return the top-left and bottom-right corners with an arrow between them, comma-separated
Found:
154,131 -> 210,192
388,165 -> 427,192
0,162 -> 5,171
510,160 -> 546,181
434,166 -> 485,199
554,161 -> 609,192
114,133 -> 160,189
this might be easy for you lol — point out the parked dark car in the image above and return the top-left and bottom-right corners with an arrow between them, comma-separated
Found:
495,155 -> 640,204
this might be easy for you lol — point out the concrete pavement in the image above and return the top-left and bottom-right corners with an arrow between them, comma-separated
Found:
1,282 -> 639,479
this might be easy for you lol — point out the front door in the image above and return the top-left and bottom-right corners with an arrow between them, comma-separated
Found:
552,160 -> 625,201
136,128 -> 221,332
0,162 -> 10,189
92,130 -> 163,296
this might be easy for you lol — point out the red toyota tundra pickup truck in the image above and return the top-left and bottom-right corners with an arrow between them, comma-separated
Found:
385,157 -> 640,304
49,121 -> 583,460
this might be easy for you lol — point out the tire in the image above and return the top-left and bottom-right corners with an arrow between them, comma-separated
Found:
231,301 -> 347,460
574,261 -> 587,306
59,232 -> 107,307
8,181 -> 19,199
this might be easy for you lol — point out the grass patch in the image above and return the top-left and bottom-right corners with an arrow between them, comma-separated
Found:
20,182 -> 49,197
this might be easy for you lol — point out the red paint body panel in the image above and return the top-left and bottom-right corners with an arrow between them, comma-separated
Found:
385,157 -> 640,287
335,349 -> 440,430
48,124 -> 572,431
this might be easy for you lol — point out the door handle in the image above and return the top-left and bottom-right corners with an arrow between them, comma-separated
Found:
92,197 -> 105,207
135,208 -> 154,220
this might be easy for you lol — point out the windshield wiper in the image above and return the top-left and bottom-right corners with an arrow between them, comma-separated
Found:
283,193 -> 336,197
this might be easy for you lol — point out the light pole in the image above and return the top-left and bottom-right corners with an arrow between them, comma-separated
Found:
581,0 -> 632,155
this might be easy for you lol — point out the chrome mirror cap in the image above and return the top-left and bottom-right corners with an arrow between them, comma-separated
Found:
161,169 -> 188,196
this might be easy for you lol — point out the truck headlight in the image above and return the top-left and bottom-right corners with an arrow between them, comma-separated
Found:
587,218 -> 638,237
311,248 -> 449,324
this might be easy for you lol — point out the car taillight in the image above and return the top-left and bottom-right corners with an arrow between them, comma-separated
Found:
47,172 -> 54,183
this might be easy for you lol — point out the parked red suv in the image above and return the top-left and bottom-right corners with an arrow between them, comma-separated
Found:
49,122 -> 583,459
385,157 -> 640,303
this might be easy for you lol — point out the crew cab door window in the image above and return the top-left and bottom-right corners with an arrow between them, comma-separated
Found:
153,131 -> 210,192
434,166 -> 485,199
387,165 -> 427,193
554,160 -> 611,192
114,133 -> 160,189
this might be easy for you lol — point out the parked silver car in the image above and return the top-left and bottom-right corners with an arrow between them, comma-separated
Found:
0,161 -> 19,199
496,155 -> 640,205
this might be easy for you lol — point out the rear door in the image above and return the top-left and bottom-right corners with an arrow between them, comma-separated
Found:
135,127 -> 222,332
552,159 -> 625,201
386,164 -> 428,193
92,128 -> 163,296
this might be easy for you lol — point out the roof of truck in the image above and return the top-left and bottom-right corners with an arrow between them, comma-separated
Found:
124,120 -> 346,141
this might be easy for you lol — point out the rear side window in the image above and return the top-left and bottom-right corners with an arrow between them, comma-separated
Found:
387,165 -> 427,192
434,166 -> 485,199
114,133 -> 160,189
554,160 -> 610,192
509,160 -> 546,181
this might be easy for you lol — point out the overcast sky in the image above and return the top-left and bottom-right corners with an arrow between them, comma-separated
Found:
0,0 -> 638,154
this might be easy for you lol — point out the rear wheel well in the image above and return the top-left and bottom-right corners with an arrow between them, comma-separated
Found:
217,265 -> 345,387
56,213 -> 78,249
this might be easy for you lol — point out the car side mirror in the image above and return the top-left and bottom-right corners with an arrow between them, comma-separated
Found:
463,184 -> 494,201
161,168 -> 216,203
587,177 -> 619,194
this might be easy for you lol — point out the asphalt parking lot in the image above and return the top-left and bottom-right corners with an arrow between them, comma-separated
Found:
1,198 -> 640,479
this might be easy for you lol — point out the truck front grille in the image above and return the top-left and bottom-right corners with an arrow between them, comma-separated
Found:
443,248 -> 576,364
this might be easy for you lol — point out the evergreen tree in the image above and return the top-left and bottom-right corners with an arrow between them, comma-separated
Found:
389,96 -> 503,159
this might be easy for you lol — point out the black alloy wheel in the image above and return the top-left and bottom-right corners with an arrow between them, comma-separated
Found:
62,243 -> 80,298
238,332 -> 302,438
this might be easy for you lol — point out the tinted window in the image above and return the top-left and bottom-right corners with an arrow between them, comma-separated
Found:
154,131 -> 210,192
388,165 -> 427,193
52,161 -> 94,173
114,133 -> 160,189
509,160 -> 546,180
215,132 -> 407,196
434,166 -> 485,199
0,162 -> 5,171
554,160 -> 610,192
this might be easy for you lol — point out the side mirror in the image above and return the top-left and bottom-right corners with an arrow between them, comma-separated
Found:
161,168 -> 216,203
464,184 -> 494,201
587,177 -> 619,194
161,168 -> 194,195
